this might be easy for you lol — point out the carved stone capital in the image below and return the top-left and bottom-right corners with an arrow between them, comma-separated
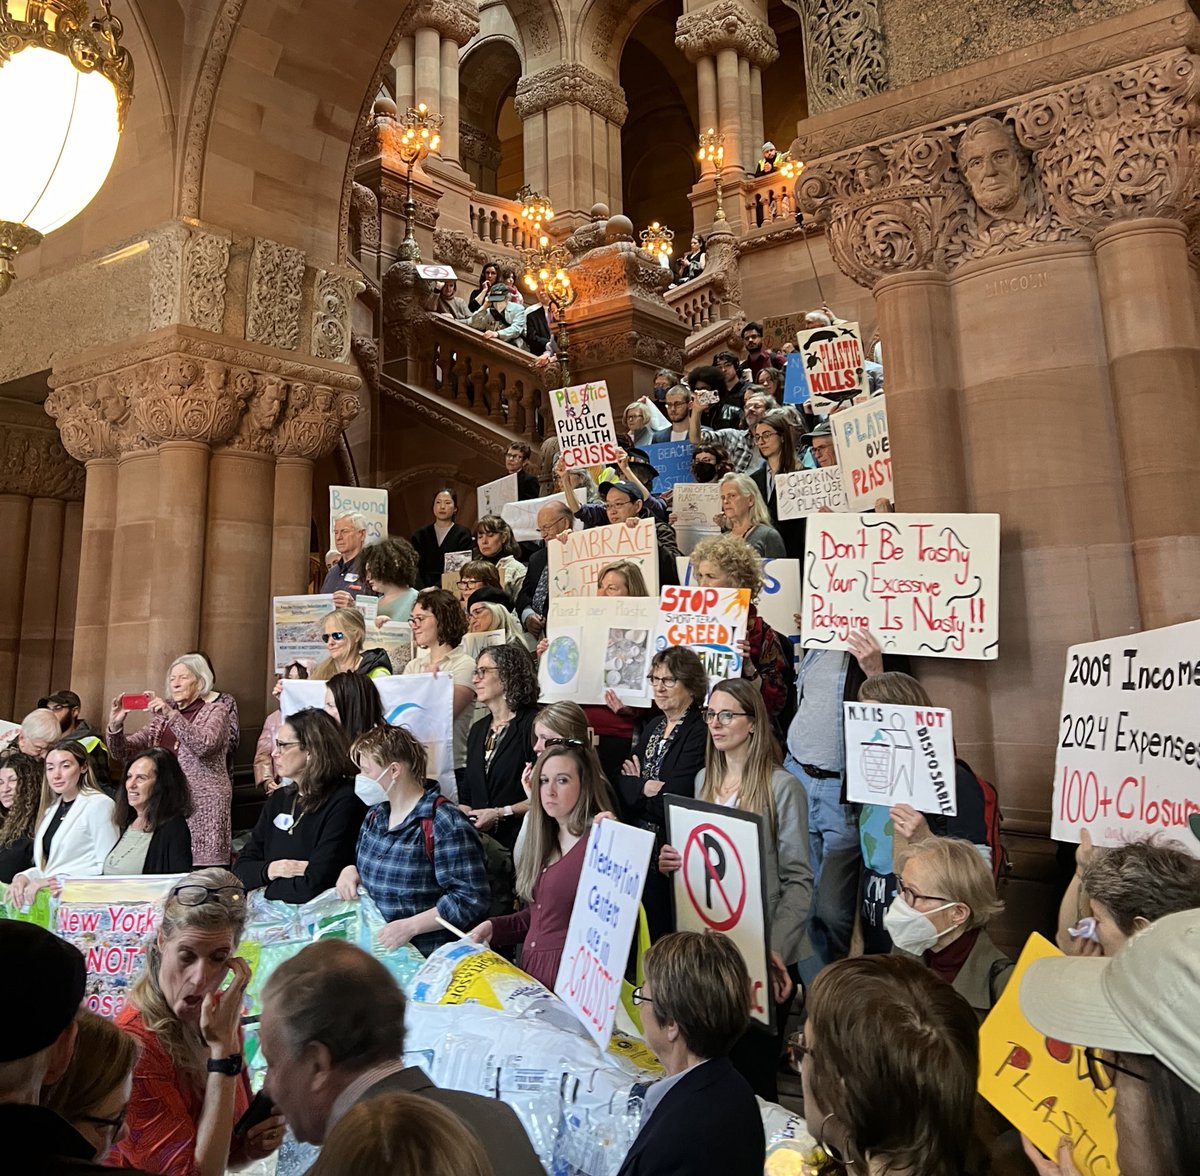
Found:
569,240 -> 674,308
225,372 -> 286,454
382,261 -> 436,360
401,0 -> 480,45
570,330 -> 684,373
350,182 -> 380,252
312,271 -> 364,364
459,121 -> 503,172
514,65 -> 628,126
793,0 -> 887,115
433,229 -> 487,270
246,238 -> 307,351
0,422 -> 85,500
131,357 -> 251,446
274,382 -> 360,459
149,221 -> 231,333
675,0 -> 779,68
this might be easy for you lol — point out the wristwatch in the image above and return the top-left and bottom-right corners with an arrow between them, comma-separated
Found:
503,804 -> 514,819
207,1053 -> 243,1076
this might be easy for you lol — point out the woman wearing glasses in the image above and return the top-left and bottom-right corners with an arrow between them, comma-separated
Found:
111,869 -> 286,1175
658,678 -> 812,1100
232,709 -> 365,904
311,608 -> 393,681
750,409 -> 805,560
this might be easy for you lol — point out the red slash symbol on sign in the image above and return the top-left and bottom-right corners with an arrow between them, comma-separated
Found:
683,822 -> 746,931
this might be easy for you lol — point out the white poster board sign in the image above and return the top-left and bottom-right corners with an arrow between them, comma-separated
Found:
502,492 -> 569,544
796,321 -> 869,415
477,473 -> 519,520
776,466 -> 848,519
551,381 -> 620,471
843,702 -> 956,815
665,796 -> 772,1028
1051,620 -> 1200,850
538,595 -> 658,707
548,518 -> 658,598
554,820 -> 655,1049
672,482 -> 722,555
800,514 -> 1000,659
330,486 -> 388,546
832,395 -> 893,511
655,585 -> 751,681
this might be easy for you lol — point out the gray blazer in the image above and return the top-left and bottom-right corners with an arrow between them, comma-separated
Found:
694,767 -> 813,965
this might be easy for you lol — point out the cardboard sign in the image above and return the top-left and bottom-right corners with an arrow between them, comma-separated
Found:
273,594 -> 337,671
843,702 -> 956,815
665,796 -> 772,1028
801,513 -> 1000,659
647,440 -> 693,493
832,395 -> 893,511
54,875 -> 183,1018
762,312 -> 808,353
538,595 -> 658,707
477,473 -> 519,520
551,381 -> 620,471
555,820 -> 655,1049
501,492 -> 570,543
796,321 -> 869,414
978,935 -> 1118,1174
672,483 -> 722,555
782,350 -> 808,406
655,585 -> 751,680
330,486 -> 388,546
1051,620 -> 1200,850
776,466 -> 848,519
548,517 -> 658,598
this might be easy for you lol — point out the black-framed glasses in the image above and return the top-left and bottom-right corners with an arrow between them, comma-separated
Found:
275,739 -> 302,750
895,879 -> 954,907
472,666 -> 497,679
647,675 -> 678,688
79,1107 -> 127,1137
320,631 -> 345,643
1084,1047 -> 1146,1092
703,708 -> 750,726
630,985 -> 653,1006
171,883 -> 246,908
788,1030 -> 813,1068
544,737 -> 584,749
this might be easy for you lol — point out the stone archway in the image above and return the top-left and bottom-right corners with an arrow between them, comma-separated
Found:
460,37 -> 524,196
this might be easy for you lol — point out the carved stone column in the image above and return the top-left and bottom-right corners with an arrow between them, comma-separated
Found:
394,37 -> 415,111
788,0 -> 888,116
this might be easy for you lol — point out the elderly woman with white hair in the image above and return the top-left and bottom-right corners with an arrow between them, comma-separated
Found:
4,707 -> 61,759
107,654 -> 234,866
718,472 -> 787,558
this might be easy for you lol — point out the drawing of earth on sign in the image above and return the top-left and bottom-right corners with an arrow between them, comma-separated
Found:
546,635 -> 581,686
859,717 -> 915,799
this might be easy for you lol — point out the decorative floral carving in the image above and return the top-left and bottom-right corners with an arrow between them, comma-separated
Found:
246,239 -> 306,351
401,0 -> 479,45
275,381 -> 360,459
382,261 -> 436,363
792,0 -> 887,115
459,121 -> 503,173
149,222 -> 188,329
0,423 -> 84,500
184,230 -> 230,333
311,271 -> 363,364
433,229 -> 487,270
350,183 -> 380,253
674,0 -> 779,68
131,357 -> 251,445
515,65 -> 628,126
352,334 -> 381,397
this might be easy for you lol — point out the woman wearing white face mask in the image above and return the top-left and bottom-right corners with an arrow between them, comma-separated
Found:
887,836 -> 1012,1017
337,724 -> 488,953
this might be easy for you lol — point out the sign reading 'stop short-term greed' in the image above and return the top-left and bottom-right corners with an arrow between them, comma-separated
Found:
801,513 -> 1000,659
551,381 -> 620,470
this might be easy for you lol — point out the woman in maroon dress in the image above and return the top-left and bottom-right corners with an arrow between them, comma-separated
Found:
470,744 -> 616,989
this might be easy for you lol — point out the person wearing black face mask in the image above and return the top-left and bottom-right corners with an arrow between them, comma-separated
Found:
691,443 -> 732,483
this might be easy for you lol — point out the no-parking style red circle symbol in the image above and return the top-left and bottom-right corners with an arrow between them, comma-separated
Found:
682,822 -> 746,932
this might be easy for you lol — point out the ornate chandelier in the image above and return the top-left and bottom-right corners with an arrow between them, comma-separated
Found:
0,0 -> 134,295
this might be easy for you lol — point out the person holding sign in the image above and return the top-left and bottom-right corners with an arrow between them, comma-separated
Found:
618,931 -> 765,1176
716,473 -> 786,558
750,410 -> 806,560
311,608 -> 393,681
363,537 -> 420,625
659,679 -> 812,1100
470,744 -> 618,990
324,513 -> 368,605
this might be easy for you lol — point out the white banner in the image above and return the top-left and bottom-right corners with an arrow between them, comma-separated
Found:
843,702 -> 957,815
800,513 -> 1000,659
330,486 -> 388,546
548,518 -> 658,598
831,395 -> 893,511
555,820 -> 655,1050
776,466 -> 848,520
477,473 -> 519,520
501,492 -> 570,544
1051,621 -> 1200,850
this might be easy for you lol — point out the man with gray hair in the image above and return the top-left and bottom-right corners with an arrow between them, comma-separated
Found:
259,940 -> 542,1174
322,511 -> 367,605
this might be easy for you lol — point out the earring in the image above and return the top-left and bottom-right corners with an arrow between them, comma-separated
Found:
819,1113 -> 855,1167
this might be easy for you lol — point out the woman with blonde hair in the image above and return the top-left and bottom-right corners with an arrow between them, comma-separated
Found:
717,472 -> 786,557
0,750 -> 42,882
309,1092 -> 493,1176
108,652 -> 234,865
43,1009 -> 139,1162
596,559 -> 649,598
312,607 -> 392,681
111,868 -> 285,1175
659,677 -> 812,1100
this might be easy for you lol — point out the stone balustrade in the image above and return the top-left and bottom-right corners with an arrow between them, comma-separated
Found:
743,172 -> 796,233
469,192 -> 537,258
664,270 -> 723,334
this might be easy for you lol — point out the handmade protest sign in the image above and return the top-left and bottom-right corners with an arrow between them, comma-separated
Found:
478,473 -> 519,520
782,349 -> 807,406
672,482 -> 721,555
978,935 -> 1118,1175
796,321 -> 868,415
330,485 -> 388,545
54,875 -> 183,1018
548,517 -> 658,597
665,796 -> 772,1028
763,312 -> 807,353
1051,619 -> 1200,850
843,702 -> 956,815
655,585 -> 750,680
538,595 -> 658,707
273,594 -> 337,671
502,492 -> 569,543
801,513 -> 1000,659
555,820 -> 655,1049
647,440 -> 693,493
832,395 -> 892,511
551,381 -> 619,470
776,466 -> 848,519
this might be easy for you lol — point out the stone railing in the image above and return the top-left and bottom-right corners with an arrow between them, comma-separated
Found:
469,192 -> 536,258
664,270 -> 724,333
743,172 -> 796,234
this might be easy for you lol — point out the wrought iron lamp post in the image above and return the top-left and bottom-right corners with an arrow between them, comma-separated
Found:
395,102 -> 443,262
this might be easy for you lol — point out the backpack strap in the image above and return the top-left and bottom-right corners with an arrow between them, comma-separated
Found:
421,794 -> 448,863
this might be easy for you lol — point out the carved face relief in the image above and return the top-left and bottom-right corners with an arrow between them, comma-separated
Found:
852,148 -> 886,192
251,378 -> 286,431
1083,80 -> 1119,123
958,120 -> 1027,220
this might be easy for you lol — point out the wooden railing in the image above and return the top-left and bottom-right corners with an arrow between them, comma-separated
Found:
743,172 -> 796,233
469,192 -> 535,257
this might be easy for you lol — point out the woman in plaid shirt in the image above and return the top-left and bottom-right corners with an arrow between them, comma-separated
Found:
337,725 -> 489,954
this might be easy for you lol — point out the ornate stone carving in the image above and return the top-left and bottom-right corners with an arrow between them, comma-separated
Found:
515,65 -> 628,126
401,0 -> 480,45
700,226 -> 743,326
790,0 -> 887,115
246,239 -> 306,350
184,230 -> 231,333
1011,51 -> 1200,233
377,187 -> 441,233
0,423 -> 85,499
350,182 -> 380,253
433,229 -> 487,270
275,381 -> 360,459
131,357 -> 252,445
675,0 -> 779,68
382,261 -> 436,362
227,373 -> 288,454
378,377 -> 511,460
570,331 -> 683,373
459,121 -> 503,173
311,271 -> 363,364
351,334 -> 380,397
149,222 -> 188,329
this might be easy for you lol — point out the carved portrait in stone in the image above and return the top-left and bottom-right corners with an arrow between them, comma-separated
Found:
957,117 -> 1028,225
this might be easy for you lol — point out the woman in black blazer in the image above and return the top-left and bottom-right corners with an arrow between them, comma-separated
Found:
618,648 -> 709,939
104,747 -> 193,875
750,409 -> 806,561
410,488 -> 474,588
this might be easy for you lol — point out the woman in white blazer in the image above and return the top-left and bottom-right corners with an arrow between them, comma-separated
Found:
8,740 -> 116,907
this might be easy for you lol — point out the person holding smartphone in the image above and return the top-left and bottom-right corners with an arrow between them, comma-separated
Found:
109,869 -> 286,1176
